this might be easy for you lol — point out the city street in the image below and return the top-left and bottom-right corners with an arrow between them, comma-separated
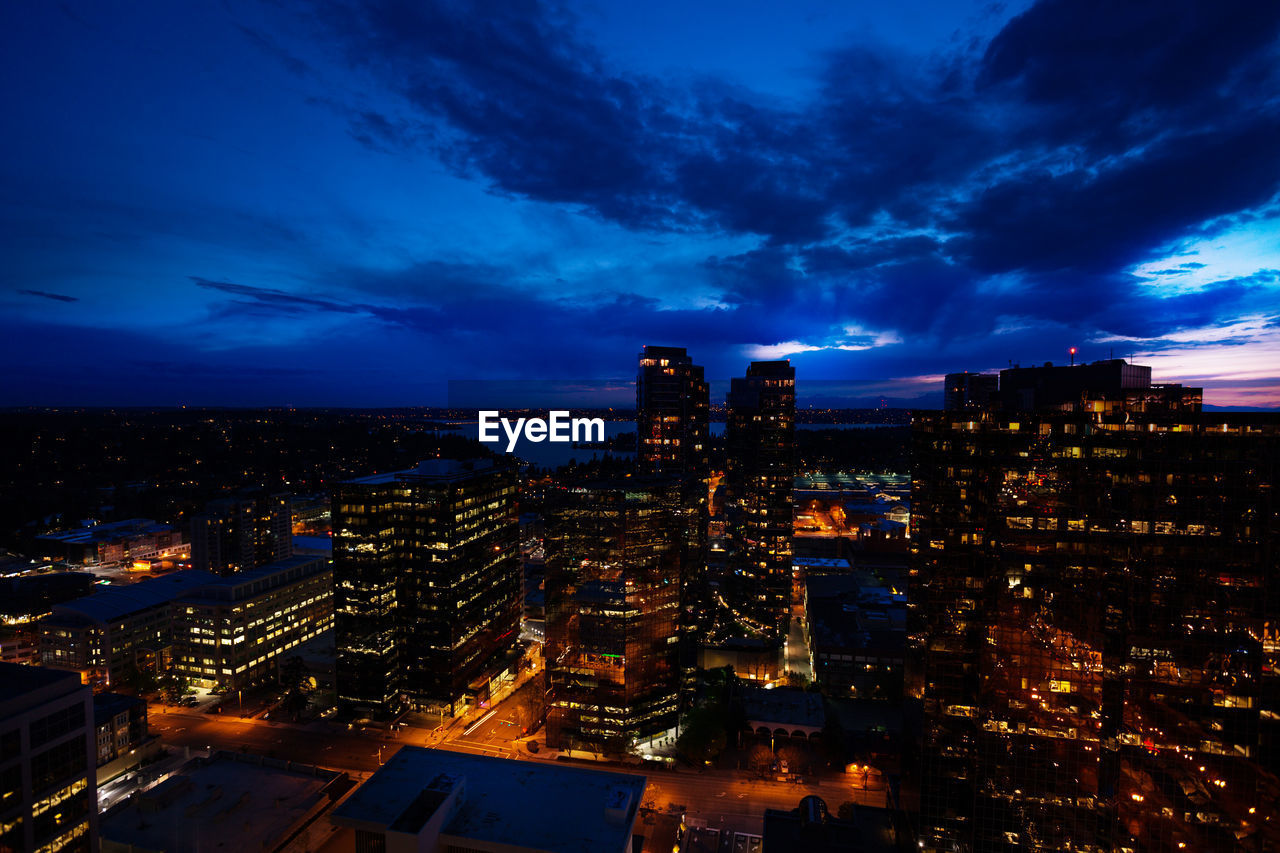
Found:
148,691 -> 888,838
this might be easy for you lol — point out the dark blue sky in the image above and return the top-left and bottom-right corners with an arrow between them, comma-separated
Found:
3,0 -> 1279,407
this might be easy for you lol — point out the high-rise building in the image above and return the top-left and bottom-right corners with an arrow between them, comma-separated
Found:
544,476 -> 683,755
911,361 -> 1279,851
944,372 -> 998,411
724,360 -> 796,643
190,491 -> 291,575
636,345 -> 711,661
0,662 -> 99,853
636,345 -> 710,478
333,458 -> 521,718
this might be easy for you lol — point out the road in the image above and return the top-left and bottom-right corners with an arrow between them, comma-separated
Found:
148,692 -> 889,838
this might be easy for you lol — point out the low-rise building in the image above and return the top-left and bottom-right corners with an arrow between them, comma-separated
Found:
803,573 -> 905,700
0,662 -> 99,853
331,747 -> 646,853
40,572 -> 221,689
35,520 -> 185,567
170,555 -> 332,691
40,556 -> 332,691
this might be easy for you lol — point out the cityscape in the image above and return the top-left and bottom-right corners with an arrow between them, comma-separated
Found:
4,2 -> 1280,853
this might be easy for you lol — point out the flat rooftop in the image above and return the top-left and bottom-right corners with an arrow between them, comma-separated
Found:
100,753 -> 339,852
0,661 -> 82,707
47,570 -> 221,625
742,686 -> 826,730
333,747 -> 646,853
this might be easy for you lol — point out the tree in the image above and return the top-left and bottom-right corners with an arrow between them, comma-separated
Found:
677,706 -> 728,765
279,655 -> 313,721
159,672 -> 188,705
747,743 -> 774,773
511,672 -> 547,734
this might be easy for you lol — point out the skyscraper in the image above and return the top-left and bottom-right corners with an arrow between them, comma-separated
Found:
637,345 -> 711,658
333,458 -> 521,718
912,361 -> 1279,851
724,360 -> 796,644
636,345 -> 710,479
544,475 -> 684,755
190,490 -> 292,575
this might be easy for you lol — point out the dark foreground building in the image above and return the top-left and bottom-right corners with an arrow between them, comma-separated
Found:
0,663 -> 98,853
911,361 -> 1280,851
544,476 -> 684,755
333,458 -> 520,717
724,360 -> 796,644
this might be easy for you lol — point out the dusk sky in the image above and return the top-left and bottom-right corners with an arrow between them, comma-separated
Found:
3,0 -> 1279,407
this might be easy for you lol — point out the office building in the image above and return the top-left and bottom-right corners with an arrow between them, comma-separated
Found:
637,344 -> 712,664
724,360 -> 796,643
39,557 -> 331,691
333,458 -> 520,717
331,747 -> 645,853
944,372 -> 998,411
0,662 -> 98,853
912,361 -> 1279,851
636,345 -> 710,478
40,572 -> 220,689
544,476 -> 684,754
190,491 -> 292,575
169,555 -> 332,691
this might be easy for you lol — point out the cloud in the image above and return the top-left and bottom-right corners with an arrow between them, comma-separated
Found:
17,289 -> 78,303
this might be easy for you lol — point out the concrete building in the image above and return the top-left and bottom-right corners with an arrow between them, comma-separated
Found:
331,747 -> 646,853
943,372 -> 998,411
0,662 -> 98,853
40,571 -> 220,689
39,557 -> 331,691
169,555 -> 332,691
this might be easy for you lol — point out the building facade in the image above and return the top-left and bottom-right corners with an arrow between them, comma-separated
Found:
725,360 -> 796,644
39,558 -> 331,692
637,345 -> 711,668
0,663 -> 98,853
333,458 -> 521,717
544,476 -> 684,754
170,555 -> 333,690
912,362 -> 1279,851
190,491 -> 292,575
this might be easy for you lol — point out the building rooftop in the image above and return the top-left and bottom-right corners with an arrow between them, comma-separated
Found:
0,661 -> 82,706
742,686 -> 825,730
93,692 -> 146,725
46,570 -> 221,625
332,747 -> 646,853
35,518 -> 173,545
99,752 -> 343,853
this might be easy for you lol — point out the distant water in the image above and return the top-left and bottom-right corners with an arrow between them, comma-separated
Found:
441,419 -> 892,469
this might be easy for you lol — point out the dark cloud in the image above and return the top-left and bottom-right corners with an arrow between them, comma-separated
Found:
17,289 -> 78,303
290,0 -> 1280,354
